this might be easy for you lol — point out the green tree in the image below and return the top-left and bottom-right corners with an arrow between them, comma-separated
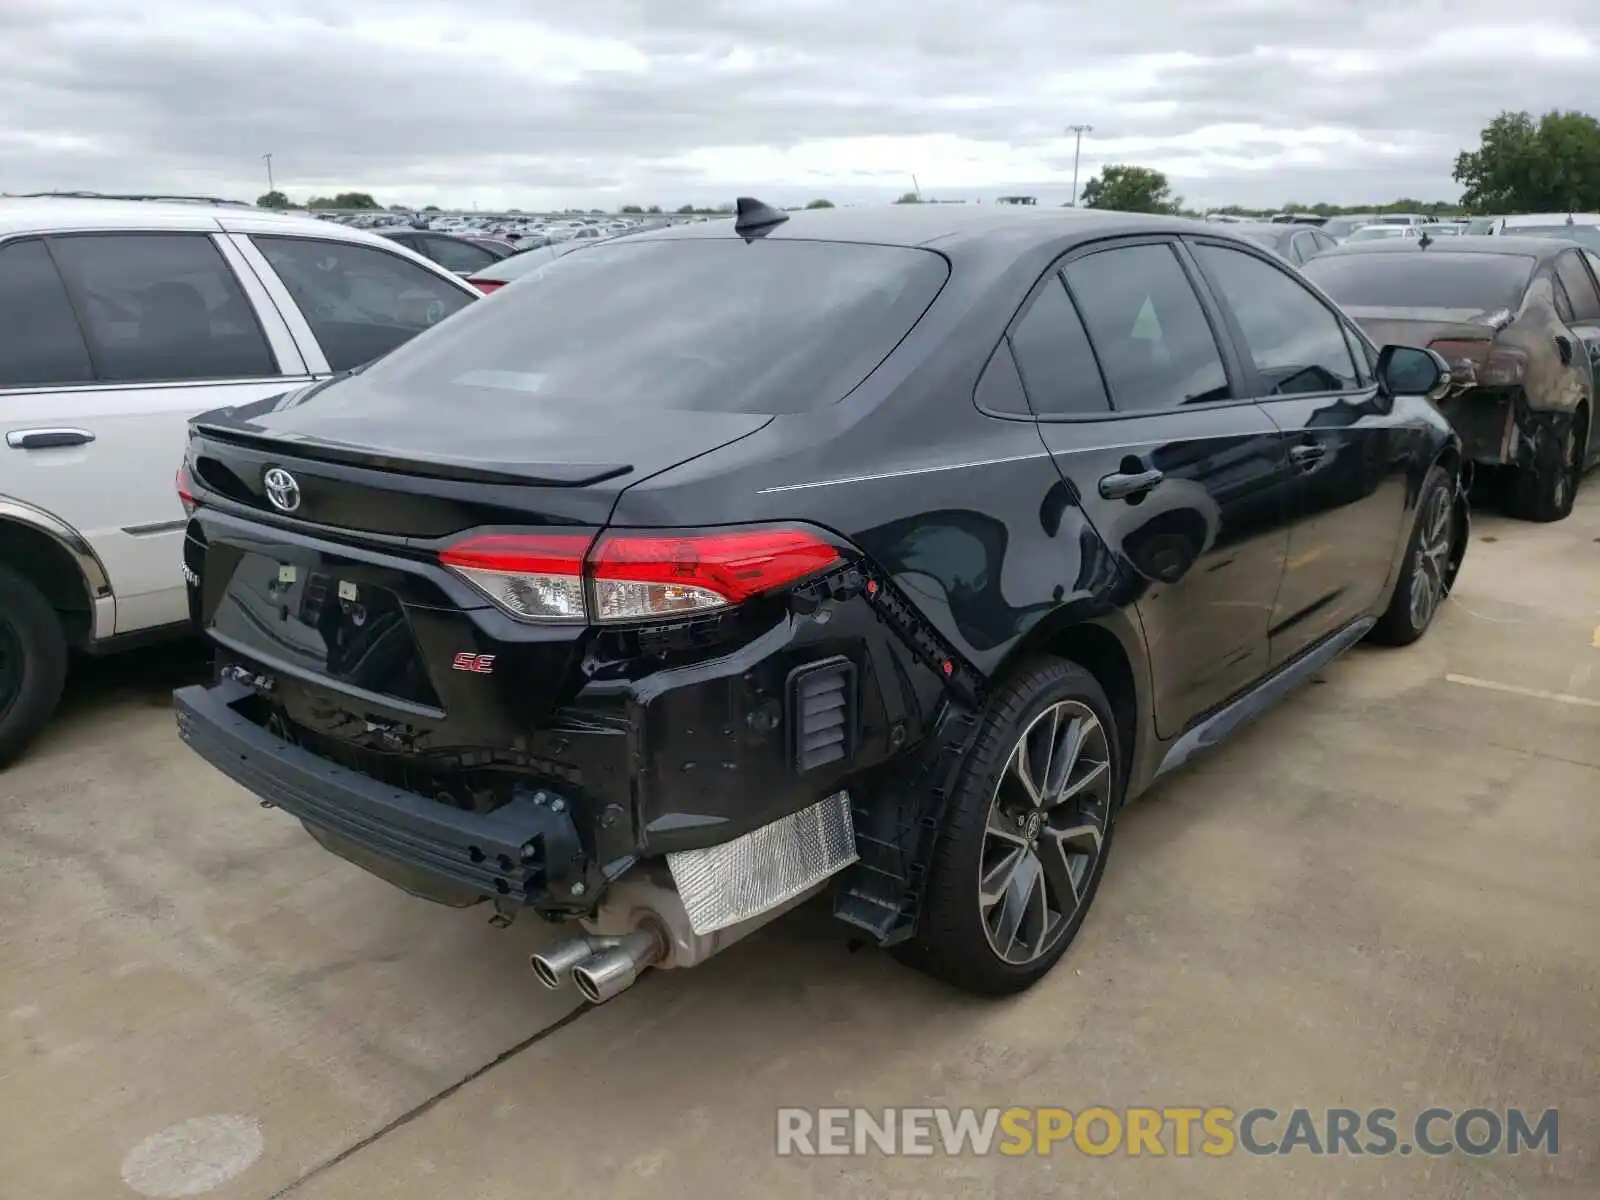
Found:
676,203 -> 697,214
1453,110 -> 1600,214
1079,165 -> 1181,214
646,204 -> 662,214
893,192 -> 921,204
423,205 -> 441,212
805,198 -> 835,209
307,192 -> 381,211
255,190 -> 293,209
619,204 -> 644,214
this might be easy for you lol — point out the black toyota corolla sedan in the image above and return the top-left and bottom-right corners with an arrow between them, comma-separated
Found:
173,201 -> 1466,1000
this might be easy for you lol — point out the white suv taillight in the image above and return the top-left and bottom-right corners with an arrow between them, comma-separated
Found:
438,527 -> 840,624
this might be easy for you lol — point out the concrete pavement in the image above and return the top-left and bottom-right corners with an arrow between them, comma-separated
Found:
2,484 -> 1596,1198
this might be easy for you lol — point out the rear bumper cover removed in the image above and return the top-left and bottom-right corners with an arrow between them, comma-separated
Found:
174,680 -> 593,911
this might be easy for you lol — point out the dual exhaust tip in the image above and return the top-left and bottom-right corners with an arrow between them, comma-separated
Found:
530,926 -> 665,1004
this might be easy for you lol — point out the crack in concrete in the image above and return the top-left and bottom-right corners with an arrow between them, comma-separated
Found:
265,1001 -> 595,1199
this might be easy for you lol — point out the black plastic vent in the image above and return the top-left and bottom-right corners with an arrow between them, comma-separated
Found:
788,657 -> 857,773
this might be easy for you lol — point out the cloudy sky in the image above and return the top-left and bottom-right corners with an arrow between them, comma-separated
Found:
2,0 -> 1598,211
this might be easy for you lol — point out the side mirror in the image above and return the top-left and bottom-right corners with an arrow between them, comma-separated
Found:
1376,344 -> 1451,401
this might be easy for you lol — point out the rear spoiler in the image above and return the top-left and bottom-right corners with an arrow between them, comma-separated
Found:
190,420 -> 631,488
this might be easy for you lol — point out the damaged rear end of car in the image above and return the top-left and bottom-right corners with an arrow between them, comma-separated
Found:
1303,238 -> 1596,521
174,226 -> 963,1001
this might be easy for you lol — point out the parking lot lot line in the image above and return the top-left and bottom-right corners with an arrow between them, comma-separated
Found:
1443,673 -> 1600,708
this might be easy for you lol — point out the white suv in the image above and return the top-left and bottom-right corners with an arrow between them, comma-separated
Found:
0,195 -> 479,762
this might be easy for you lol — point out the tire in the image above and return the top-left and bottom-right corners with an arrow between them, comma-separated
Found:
1369,466 -> 1455,647
0,564 -> 69,767
1509,408 -> 1584,522
895,658 -> 1121,996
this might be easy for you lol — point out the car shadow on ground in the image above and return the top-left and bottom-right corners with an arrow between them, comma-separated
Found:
50,635 -> 211,735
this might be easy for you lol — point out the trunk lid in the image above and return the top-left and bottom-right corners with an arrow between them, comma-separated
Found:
1342,305 -> 1509,351
189,378 -> 771,537
186,376 -> 770,745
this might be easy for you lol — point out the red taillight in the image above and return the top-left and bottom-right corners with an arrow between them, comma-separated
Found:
176,462 -> 198,515
1427,338 -> 1526,389
439,533 -> 590,622
437,526 -> 840,624
470,278 -> 505,294
589,528 -> 840,623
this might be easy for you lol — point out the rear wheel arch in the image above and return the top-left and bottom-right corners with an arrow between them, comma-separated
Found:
994,615 -> 1142,802
0,516 -> 97,648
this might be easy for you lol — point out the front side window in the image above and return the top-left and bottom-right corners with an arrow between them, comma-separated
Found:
1193,243 -> 1358,396
1063,243 -> 1231,412
1007,276 -> 1110,417
0,239 -> 93,387
47,234 -> 277,384
253,236 -> 474,372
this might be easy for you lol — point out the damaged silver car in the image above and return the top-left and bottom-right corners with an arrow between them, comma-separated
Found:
1304,236 -> 1599,521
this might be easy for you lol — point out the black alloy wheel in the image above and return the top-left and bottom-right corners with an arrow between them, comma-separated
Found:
1406,481 -> 1453,633
897,658 -> 1121,996
979,699 -> 1113,965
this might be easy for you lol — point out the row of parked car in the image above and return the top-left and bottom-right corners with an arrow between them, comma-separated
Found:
1,192 -> 1594,1000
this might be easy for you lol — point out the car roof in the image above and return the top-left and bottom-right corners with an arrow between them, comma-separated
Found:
1228,222 -> 1319,236
625,203 -> 1205,257
1313,235 -> 1567,260
0,194 -> 477,264
1499,213 -> 1600,227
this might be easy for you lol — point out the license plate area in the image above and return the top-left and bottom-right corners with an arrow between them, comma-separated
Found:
209,551 -> 443,709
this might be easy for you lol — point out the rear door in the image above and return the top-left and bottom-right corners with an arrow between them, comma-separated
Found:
1025,237 -> 1294,737
0,230 -> 311,632
233,233 -> 476,374
1186,237 -> 1409,667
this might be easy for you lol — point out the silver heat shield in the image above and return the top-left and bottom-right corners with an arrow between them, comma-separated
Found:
667,791 -> 858,935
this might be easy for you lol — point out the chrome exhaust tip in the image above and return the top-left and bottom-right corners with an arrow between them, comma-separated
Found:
530,935 -> 613,990
570,927 -> 665,1005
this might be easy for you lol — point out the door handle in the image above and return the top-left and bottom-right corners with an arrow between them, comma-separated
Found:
6,428 -> 96,450
1098,468 -> 1164,500
1289,443 -> 1327,470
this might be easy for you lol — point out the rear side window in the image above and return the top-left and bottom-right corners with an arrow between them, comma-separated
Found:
1302,253 -> 1534,312
355,239 -> 950,414
1193,243 -> 1358,396
1554,252 -> 1600,322
253,236 -> 473,372
1064,243 -> 1232,411
1007,276 -> 1110,417
48,234 -> 277,383
974,342 -> 1030,416
421,236 -> 500,274
0,239 -> 93,387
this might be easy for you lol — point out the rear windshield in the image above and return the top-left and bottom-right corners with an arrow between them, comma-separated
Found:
1302,252 -> 1534,311
359,238 -> 949,414
471,242 -> 582,283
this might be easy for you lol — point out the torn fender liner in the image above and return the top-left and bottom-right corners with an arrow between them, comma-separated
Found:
667,791 -> 857,935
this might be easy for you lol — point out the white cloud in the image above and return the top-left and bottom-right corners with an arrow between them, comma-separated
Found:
0,0 -> 1597,210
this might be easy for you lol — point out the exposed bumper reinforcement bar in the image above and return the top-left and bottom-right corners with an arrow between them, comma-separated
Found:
173,680 -> 590,914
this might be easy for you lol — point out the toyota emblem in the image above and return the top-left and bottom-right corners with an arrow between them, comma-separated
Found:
263,467 -> 302,513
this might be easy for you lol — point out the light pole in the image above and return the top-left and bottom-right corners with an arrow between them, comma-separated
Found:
1067,124 -> 1092,206
262,153 -> 274,196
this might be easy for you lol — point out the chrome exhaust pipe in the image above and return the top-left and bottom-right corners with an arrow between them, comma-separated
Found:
570,926 -> 665,1004
531,934 -> 617,990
